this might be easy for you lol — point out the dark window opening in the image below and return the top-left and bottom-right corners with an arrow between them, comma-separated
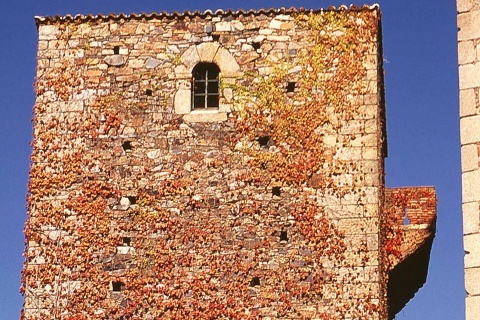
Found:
146,89 -> 153,96
122,237 -> 131,246
272,187 -> 281,197
113,46 -> 120,54
257,136 -> 270,147
127,196 -> 137,205
252,42 -> 261,51
280,230 -> 289,242
212,34 -> 220,42
250,277 -> 260,287
403,207 -> 410,225
286,82 -> 296,93
122,141 -> 132,151
192,63 -> 220,110
112,281 -> 124,292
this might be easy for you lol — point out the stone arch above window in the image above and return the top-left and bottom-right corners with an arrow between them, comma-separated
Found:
180,42 -> 240,77
174,43 -> 240,121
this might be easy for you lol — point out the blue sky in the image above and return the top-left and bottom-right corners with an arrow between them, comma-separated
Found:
0,1 -> 461,319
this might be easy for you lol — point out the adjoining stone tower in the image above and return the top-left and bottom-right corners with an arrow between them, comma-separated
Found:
458,1 -> 480,318
23,5 -> 436,319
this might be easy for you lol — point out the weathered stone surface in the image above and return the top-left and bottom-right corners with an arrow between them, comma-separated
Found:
197,42 -> 220,62
27,8 -> 436,320
458,0 -> 476,13
463,170 -> 480,202
459,10 -> 480,41
463,201 -> 480,235
460,88 -> 477,117
174,89 -> 191,114
459,40 -> 476,64
212,47 -> 240,75
180,45 -> 200,70
461,143 -> 479,172
104,55 -> 126,66
459,63 -> 480,89
465,233 -> 480,268
461,115 -> 480,144
237,51 -> 259,65
145,58 -> 162,69
215,21 -> 231,32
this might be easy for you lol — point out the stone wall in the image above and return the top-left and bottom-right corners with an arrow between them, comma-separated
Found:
22,5 -> 435,319
458,0 -> 480,318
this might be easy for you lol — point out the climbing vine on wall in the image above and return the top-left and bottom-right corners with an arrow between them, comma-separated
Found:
24,9 -> 383,320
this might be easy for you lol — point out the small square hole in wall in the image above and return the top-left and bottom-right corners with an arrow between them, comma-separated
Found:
127,196 -> 137,205
112,281 -> 124,292
280,230 -> 289,242
286,82 -> 296,93
250,277 -> 260,287
113,46 -> 120,54
146,89 -> 153,96
252,42 -> 261,51
257,136 -> 270,148
122,237 -> 131,246
403,207 -> 410,225
272,186 -> 281,197
122,141 -> 132,152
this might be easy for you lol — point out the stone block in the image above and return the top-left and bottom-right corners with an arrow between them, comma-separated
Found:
174,89 -> 191,114
181,45 -> 200,70
269,19 -> 283,29
458,0 -> 476,13
128,59 -> 144,69
465,233 -> 480,268
459,40 -> 476,64
459,63 -> 480,89
463,170 -> 480,202
215,21 -> 232,32
104,55 -> 126,67
146,58 -> 162,69
38,25 -> 60,40
183,112 -> 227,123
213,48 -> 240,76
464,201 -> 480,235
461,115 -> 480,144
462,143 -> 480,172
460,88 -> 477,117
237,51 -> 259,65
363,147 -> 378,160
458,10 -> 480,41
197,42 -> 220,63
467,295 -> 480,320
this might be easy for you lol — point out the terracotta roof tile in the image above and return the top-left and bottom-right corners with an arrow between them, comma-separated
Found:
35,4 -> 379,25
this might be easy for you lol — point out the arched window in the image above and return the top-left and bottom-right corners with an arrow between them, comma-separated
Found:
192,62 -> 220,110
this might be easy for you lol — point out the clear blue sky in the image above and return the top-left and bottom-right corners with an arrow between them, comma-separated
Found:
0,1 -> 460,319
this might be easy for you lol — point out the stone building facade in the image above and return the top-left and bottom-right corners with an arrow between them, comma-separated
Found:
458,0 -> 480,318
23,5 -> 436,319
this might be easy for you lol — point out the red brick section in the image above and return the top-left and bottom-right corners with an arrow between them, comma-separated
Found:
385,187 -> 437,227
384,187 -> 437,319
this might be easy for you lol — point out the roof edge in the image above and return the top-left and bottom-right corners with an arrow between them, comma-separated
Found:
35,4 -> 380,25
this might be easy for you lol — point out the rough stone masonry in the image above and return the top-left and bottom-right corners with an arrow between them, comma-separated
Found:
23,5 -> 436,319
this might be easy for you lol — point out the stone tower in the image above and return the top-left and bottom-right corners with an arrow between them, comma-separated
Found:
458,0 -> 480,318
23,5 -> 436,319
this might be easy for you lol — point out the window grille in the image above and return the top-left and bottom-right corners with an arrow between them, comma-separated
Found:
192,63 -> 220,110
